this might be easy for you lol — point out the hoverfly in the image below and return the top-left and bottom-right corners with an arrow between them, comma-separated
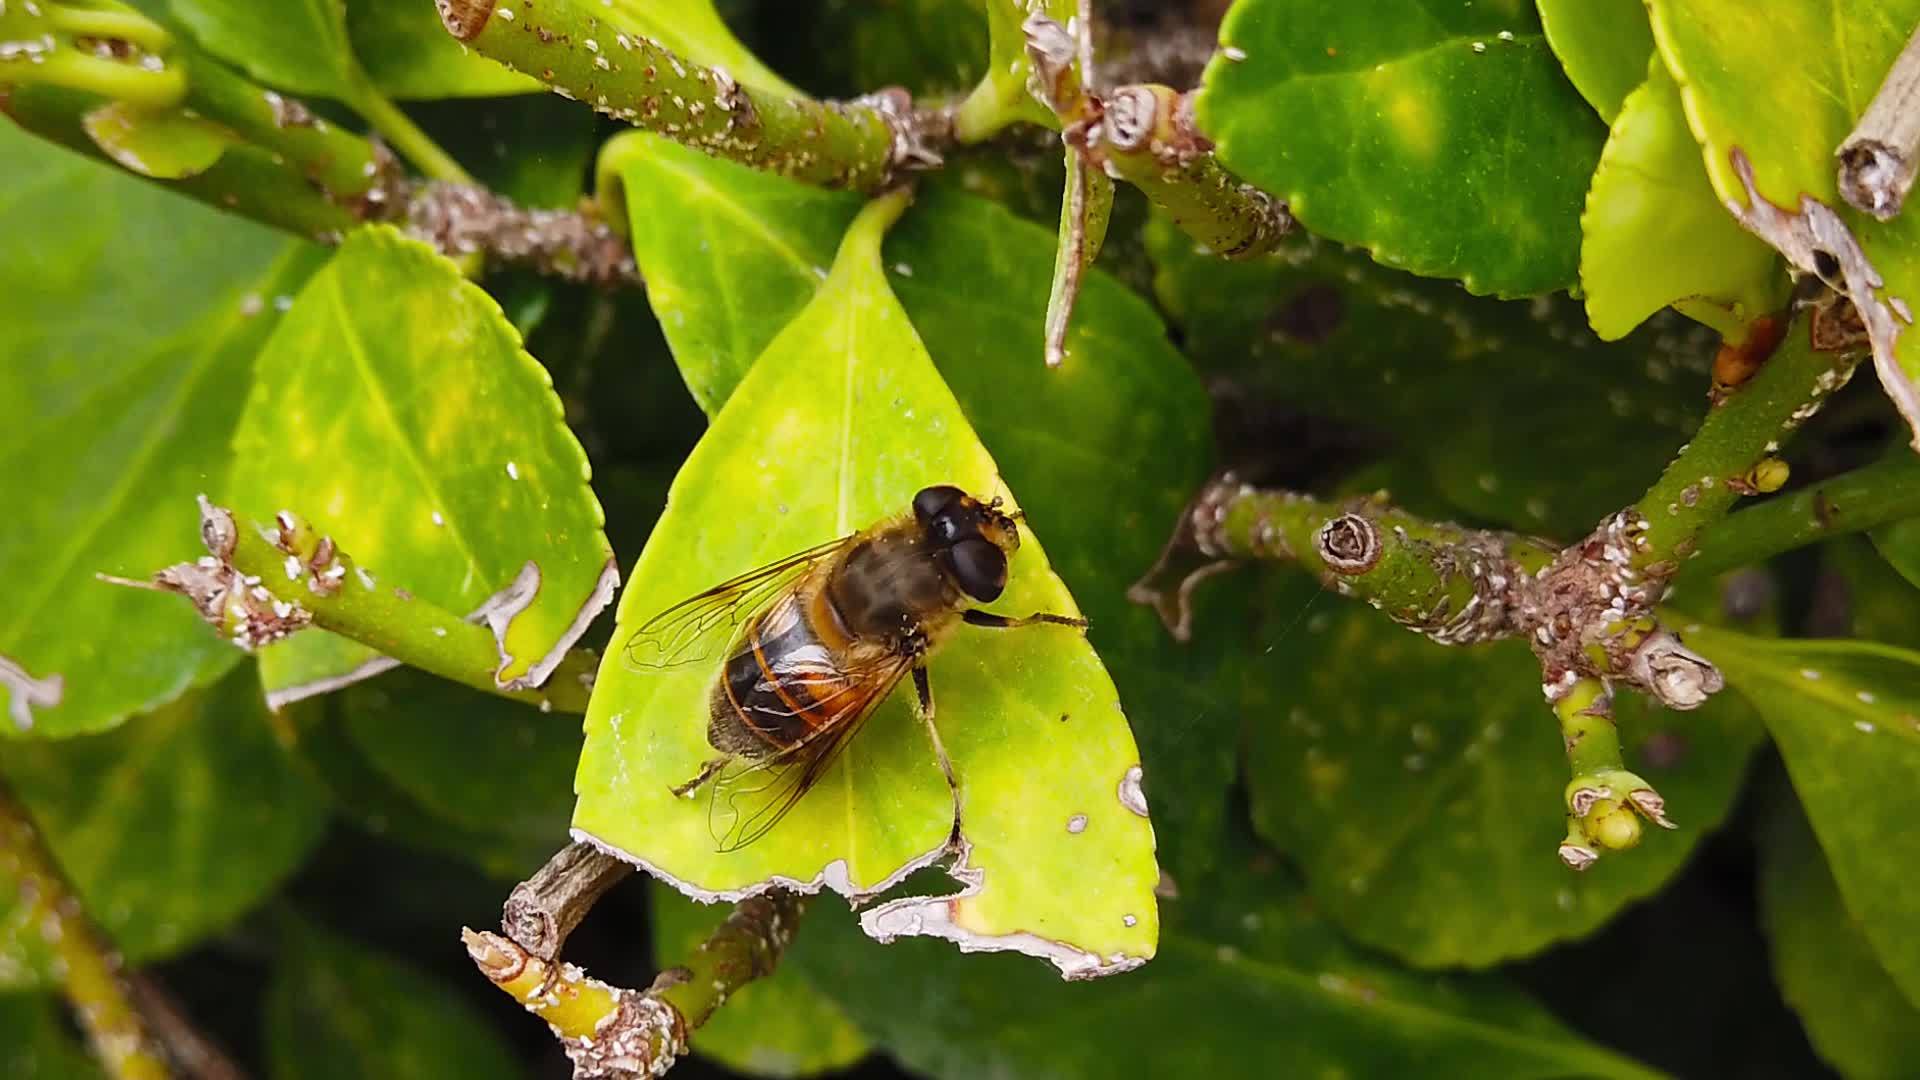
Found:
625,485 -> 1088,851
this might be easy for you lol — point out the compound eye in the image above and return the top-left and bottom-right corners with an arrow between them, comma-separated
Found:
949,538 -> 1007,602
913,485 -> 966,525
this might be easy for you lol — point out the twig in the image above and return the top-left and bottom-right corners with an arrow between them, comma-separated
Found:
126,497 -> 597,712
1133,306 -> 1866,867
465,891 -> 806,1079
405,183 -> 638,287
1685,451 -> 1920,579
0,779 -> 169,1080
1837,23 -> 1920,221
1091,84 -> 1292,259
1553,678 -> 1671,871
437,0 -> 942,192
502,842 -> 634,961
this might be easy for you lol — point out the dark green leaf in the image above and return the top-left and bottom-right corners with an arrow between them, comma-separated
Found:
1872,517 -> 1920,593
1196,0 -> 1606,295
650,884 -> 869,1076
1243,599 -> 1761,967
266,916 -> 520,1080
1761,791 -> 1920,1079
1144,215 -> 1713,538
0,994 -> 101,1079
575,192 -> 1159,974
1828,538 -> 1920,651
341,669 -> 577,861
229,226 -> 616,700
0,664 -> 329,989
0,124 -> 320,738
1691,626 -> 1920,1009
613,132 -> 863,412
1535,0 -> 1653,121
788,858 -> 1664,1079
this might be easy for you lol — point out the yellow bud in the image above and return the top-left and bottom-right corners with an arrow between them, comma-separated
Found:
1585,799 -> 1643,851
1745,457 -> 1790,494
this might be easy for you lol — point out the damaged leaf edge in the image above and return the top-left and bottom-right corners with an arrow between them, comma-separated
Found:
481,558 -> 622,691
571,826 -> 1155,981
859,832 -> 1156,981
0,653 -> 65,732
1719,155 -> 1919,449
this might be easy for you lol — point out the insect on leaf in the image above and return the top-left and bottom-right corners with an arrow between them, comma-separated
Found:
574,190 -> 1160,978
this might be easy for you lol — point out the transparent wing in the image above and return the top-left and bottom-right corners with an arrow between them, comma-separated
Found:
706,652 -> 916,852
622,534 -> 853,672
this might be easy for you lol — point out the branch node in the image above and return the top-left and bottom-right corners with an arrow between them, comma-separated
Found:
1836,23 -> 1920,220
1314,513 -> 1382,575
503,841 -> 633,961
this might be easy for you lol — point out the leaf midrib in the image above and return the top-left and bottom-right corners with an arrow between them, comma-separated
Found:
323,266 -> 490,596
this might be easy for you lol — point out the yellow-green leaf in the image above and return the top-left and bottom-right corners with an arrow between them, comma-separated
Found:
228,226 -> 616,697
1579,61 -> 1782,340
574,193 -> 1158,977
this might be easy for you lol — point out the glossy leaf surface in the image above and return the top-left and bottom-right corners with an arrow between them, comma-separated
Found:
1762,794 -> 1920,1077
1692,625 -> 1920,1008
1535,0 -> 1653,121
1196,0 -> 1606,295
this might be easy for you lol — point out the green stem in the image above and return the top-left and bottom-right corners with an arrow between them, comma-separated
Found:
1093,84 -> 1292,259
0,780 -> 170,1080
45,5 -> 171,51
185,54 -> 389,197
1631,320 -> 1865,572
1685,451 -> 1920,578
345,73 -> 473,184
1191,483 -> 1555,641
224,511 -> 594,712
3,82 -> 363,240
443,0 -> 904,191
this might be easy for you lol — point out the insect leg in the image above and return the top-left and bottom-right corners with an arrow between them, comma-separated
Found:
670,755 -> 728,798
912,665 -> 961,823
962,609 -> 1089,630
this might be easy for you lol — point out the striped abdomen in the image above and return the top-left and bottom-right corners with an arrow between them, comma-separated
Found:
708,587 -> 855,757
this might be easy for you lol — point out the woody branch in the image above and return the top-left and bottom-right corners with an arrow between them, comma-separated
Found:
0,1 -> 635,285
1135,297 -> 1868,868
465,890 -> 805,1079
